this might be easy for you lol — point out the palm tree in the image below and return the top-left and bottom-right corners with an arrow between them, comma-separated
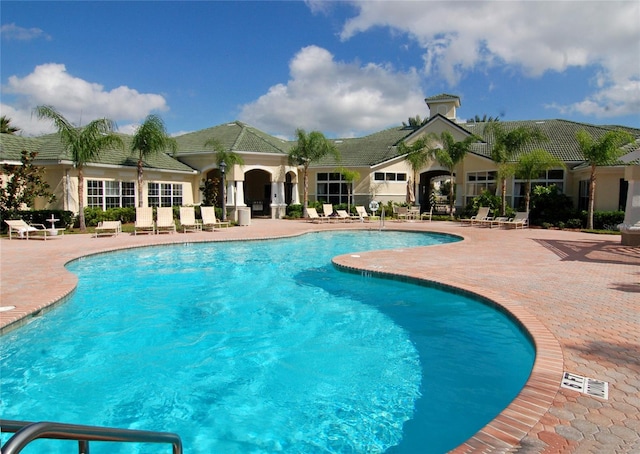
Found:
130,114 -> 177,208
1,115 -> 20,134
513,149 -> 564,213
576,128 -> 634,229
484,123 -> 547,215
338,167 -> 360,213
470,114 -> 501,123
34,105 -> 123,231
288,128 -> 340,217
398,133 -> 437,206
402,115 -> 426,128
203,137 -> 245,214
434,131 -> 478,218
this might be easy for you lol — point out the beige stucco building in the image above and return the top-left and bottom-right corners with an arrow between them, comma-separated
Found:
2,94 -> 639,222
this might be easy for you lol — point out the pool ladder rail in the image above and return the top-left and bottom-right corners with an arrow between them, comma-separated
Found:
0,419 -> 183,454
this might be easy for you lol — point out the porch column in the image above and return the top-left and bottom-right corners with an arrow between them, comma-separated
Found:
619,165 -> 640,246
64,169 -> 71,211
229,180 -> 247,223
226,180 -> 235,206
292,182 -> 300,205
235,181 -> 246,207
270,181 -> 286,219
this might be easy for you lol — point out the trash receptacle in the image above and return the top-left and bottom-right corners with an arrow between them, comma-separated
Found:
238,208 -> 251,226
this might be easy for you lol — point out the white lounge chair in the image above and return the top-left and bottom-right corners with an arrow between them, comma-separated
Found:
200,206 -> 230,231
335,210 -> 356,222
355,206 -> 370,222
396,206 -> 409,221
156,207 -> 176,234
460,207 -> 491,226
94,220 -> 122,237
407,206 -> 421,221
306,207 -> 328,223
179,206 -> 202,233
486,216 -> 510,228
501,212 -> 529,229
421,206 -> 433,222
322,204 -> 334,218
135,207 -> 155,235
4,219 -> 50,240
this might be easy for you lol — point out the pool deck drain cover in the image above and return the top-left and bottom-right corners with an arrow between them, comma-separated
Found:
561,372 -> 609,399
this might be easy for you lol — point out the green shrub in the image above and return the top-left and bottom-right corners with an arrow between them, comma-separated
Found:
286,204 -> 303,219
566,218 -> 583,229
530,185 -> 575,226
462,190 -> 501,218
310,201 -> 323,211
384,200 -> 394,216
83,207 -> 136,226
581,210 -> 624,230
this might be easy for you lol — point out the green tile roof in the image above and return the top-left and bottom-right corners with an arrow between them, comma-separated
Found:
461,119 -> 640,164
174,121 -> 290,155
425,93 -> 460,102
3,118 -> 638,173
313,126 -> 416,167
0,134 -> 44,161
2,132 -> 196,173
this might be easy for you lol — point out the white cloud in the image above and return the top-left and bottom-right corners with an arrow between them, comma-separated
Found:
0,103 -> 51,137
304,0 -> 334,15
547,77 -> 640,118
1,23 -> 51,41
2,63 -> 169,136
338,0 -> 640,120
239,45 -> 426,138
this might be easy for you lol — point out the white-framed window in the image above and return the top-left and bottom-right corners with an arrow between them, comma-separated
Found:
148,182 -> 183,207
465,171 -> 498,205
87,180 -> 135,209
373,172 -> 407,182
578,180 -> 590,211
513,169 -> 565,210
316,172 -> 350,205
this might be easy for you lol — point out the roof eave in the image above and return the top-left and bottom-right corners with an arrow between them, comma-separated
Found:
82,162 -> 198,174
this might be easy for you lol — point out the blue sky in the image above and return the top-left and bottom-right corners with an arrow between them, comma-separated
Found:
2,1 -> 639,139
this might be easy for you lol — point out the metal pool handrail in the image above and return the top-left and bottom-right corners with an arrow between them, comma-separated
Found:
0,419 -> 183,454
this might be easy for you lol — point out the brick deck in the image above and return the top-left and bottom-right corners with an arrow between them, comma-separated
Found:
1,219 -> 638,453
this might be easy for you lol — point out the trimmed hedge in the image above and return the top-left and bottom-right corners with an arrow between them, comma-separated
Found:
286,204 -> 303,219
580,210 -> 625,230
84,207 -> 136,226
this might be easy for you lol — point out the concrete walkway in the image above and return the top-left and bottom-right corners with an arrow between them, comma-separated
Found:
1,219 -> 638,453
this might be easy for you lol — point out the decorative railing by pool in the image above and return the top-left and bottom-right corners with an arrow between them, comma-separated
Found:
0,419 -> 182,454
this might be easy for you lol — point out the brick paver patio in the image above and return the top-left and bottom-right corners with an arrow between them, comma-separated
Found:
1,219 -> 638,453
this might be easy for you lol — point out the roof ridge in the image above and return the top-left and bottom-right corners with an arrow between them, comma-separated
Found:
425,93 -> 460,101
230,123 -> 245,151
240,123 -> 288,153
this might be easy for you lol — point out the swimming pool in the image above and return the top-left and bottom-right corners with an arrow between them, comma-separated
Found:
0,230 -> 534,453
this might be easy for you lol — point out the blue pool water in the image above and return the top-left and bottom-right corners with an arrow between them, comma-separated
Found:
0,231 -> 534,453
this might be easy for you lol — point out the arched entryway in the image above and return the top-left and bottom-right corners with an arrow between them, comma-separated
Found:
419,170 -> 453,212
245,169 -> 272,217
285,171 -> 297,205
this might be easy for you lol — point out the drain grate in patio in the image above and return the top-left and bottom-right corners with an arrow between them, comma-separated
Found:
561,372 -> 609,399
